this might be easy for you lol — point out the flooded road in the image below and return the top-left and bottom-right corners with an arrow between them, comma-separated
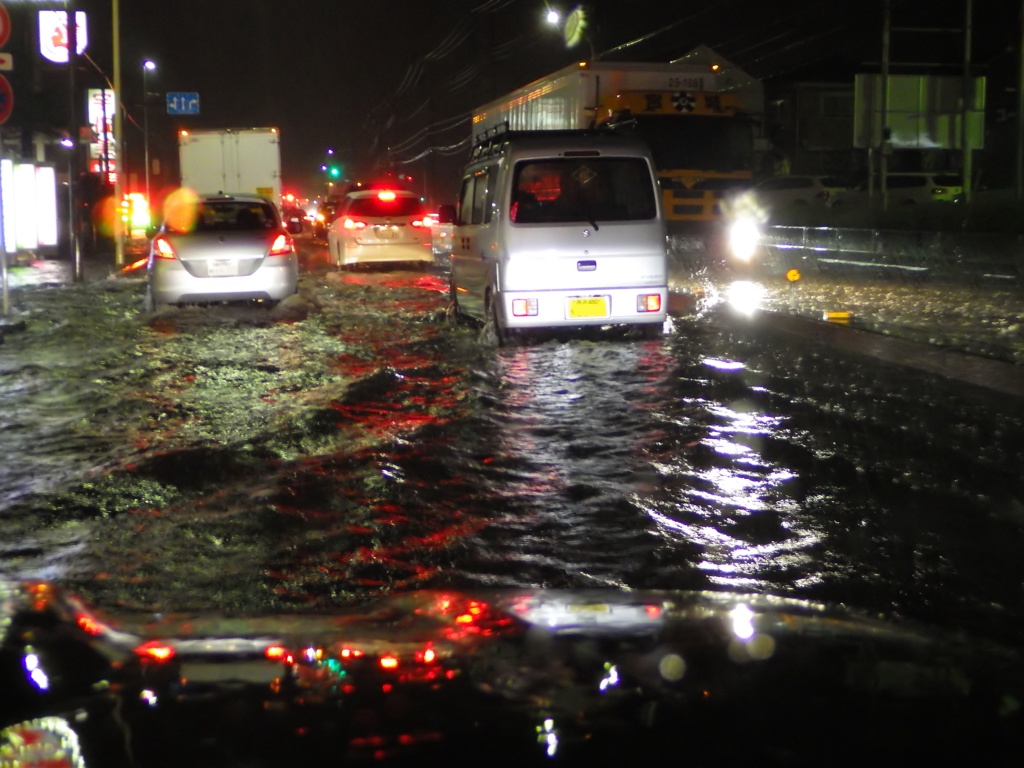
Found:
2,246 -> 1023,650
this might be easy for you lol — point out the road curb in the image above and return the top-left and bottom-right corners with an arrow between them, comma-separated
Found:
754,309 -> 1024,399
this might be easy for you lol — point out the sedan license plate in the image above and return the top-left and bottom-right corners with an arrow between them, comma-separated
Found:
207,258 -> 238,277
568,295 -> 609,319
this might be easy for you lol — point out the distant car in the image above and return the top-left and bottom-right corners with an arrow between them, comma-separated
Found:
752,174 -> 857,208
312,198 -> 344,239
854,173 -> 964,204
280,205 -> 307,234
327,188 -> 433,269
145,193 -> 298,311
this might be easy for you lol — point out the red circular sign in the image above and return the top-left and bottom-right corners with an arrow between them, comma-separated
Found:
0,75 -> 13,125
0,5 -> 10,49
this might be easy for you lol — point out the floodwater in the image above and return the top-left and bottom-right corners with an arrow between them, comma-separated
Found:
2,249 -> 1023,650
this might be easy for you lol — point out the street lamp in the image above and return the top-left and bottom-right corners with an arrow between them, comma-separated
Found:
545,5 -> 596,60
142,59 -> 156,206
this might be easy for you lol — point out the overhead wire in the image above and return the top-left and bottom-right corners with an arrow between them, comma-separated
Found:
381,1 -> 877,171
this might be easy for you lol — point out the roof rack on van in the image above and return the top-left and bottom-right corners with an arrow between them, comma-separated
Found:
470,123 -> 512,162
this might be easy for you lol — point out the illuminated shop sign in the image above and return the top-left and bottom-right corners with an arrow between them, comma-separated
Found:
0,160 -> 58,254
38,10 -> 88,64
87,88 -> 117,183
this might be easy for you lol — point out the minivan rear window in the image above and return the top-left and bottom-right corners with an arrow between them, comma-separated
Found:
510,158 -> 656,223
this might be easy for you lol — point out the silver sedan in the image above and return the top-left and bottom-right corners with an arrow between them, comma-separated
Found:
145,192 -> 298,311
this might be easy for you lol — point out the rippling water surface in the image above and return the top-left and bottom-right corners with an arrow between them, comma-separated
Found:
2,263 -> 1023,647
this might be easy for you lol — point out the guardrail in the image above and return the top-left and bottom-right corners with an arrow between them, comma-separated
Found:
759,227 -> 1023,282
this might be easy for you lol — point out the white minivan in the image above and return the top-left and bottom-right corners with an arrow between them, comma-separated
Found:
439,129 -> 668,344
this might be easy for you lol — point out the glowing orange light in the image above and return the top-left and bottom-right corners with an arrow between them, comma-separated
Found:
380,655 -> 399,670
162,187 -> 201,233
135,640 -> 175,662
377,190 -> 397,202
76,613 -> 104,636
265,645 -> 287,660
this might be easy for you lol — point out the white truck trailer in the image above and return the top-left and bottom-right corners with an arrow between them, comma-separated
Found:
178,127 -> 282,204
471,49 -> 764,226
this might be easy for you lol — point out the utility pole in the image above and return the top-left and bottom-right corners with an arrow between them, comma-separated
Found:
961,0 -> 973,205
112,0 -> 124,266
1017,0 -> 1024,199
68,7 -> 81,281
880,0 -> 891,210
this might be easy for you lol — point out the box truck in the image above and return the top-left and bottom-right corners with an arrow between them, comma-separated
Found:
178,127 -> 282,204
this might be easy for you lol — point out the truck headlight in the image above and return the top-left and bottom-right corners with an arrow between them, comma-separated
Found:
727,216 -> 761,262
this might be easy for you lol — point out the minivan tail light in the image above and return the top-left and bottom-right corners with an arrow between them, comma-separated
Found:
512,298 -> 538,317
269,233 -> 295,256
637,294 -> 662,313
153,235 -> 177,260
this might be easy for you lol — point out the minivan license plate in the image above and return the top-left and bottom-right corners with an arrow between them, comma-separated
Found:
568,296 -> 608,318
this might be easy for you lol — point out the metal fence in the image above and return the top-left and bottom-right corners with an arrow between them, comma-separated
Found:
759,227 -> 1023,282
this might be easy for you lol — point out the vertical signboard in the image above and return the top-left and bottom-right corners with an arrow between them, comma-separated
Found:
87,88 -> 117,183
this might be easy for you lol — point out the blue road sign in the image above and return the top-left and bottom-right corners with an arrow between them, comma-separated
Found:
166,92 -> 200,115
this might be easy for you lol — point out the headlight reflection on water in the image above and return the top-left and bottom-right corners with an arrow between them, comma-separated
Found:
725,280 -> 766,315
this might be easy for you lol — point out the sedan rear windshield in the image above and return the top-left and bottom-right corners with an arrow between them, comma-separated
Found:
168,202 -> 279,233
511,158 -> 657,223
345,196 -> 425,218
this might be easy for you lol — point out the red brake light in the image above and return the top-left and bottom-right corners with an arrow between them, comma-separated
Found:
269,233 -> 295,256
377,190 -> 397,202
153,235 -> 176,260
265,645 -> 287,660
135,640 -> 175,662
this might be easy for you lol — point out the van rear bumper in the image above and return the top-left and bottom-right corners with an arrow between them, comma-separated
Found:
497,286 -> 668,331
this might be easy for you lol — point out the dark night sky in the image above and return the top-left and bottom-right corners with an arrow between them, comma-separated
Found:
73,0 -> 1018,205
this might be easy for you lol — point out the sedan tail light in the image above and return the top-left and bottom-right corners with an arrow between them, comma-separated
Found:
344,218 -> 368,230
269,233 -> 295,256
153,235 -> 177,260
411,219 -> 427,228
